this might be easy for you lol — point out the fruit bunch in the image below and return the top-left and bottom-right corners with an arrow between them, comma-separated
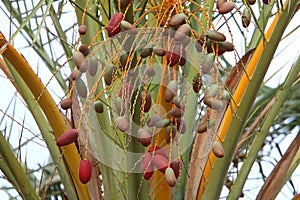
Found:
55,0 -> 261,185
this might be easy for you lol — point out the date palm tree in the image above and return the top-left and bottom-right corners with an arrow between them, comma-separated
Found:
0,0 -> 299,199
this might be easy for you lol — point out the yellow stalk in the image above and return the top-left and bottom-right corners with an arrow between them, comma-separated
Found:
196,11 -> 279,199
0,32 -> 90,199
152,54 -> 173,199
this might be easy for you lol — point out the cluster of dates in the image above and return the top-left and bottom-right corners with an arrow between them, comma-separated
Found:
56,0 -> 262,185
